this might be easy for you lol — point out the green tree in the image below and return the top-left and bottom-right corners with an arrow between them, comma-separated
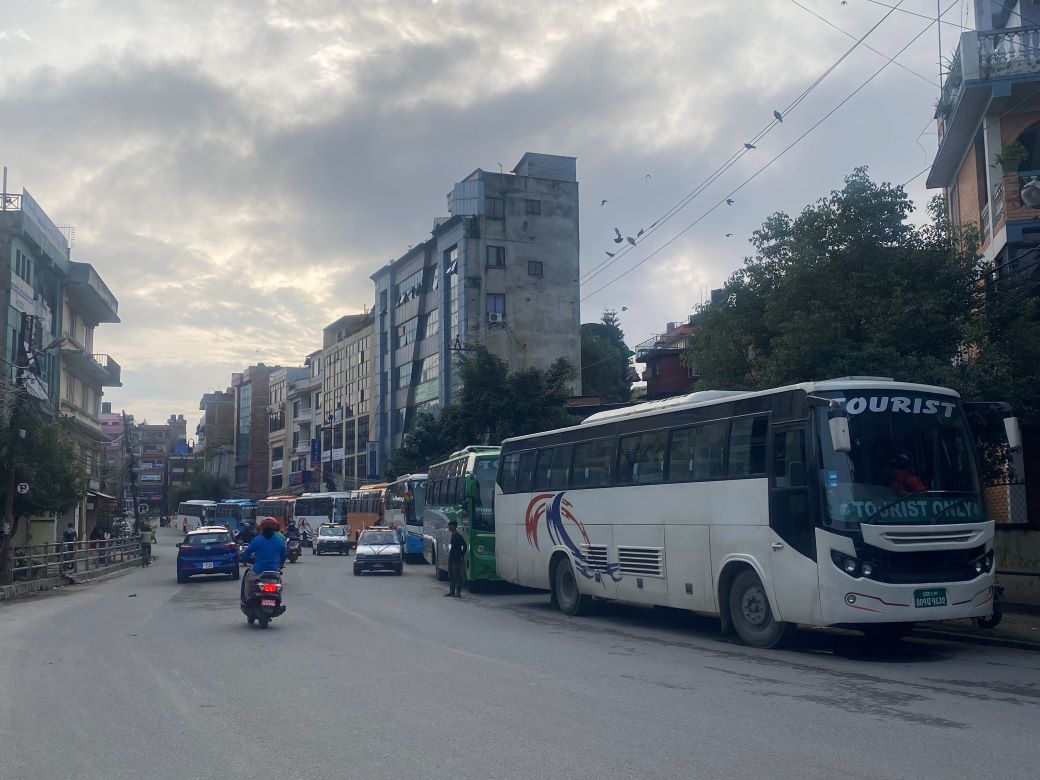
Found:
165,469 -> 231,513
0,414 -> 87,583
391,349 -> 576,475
581,309 -> 633,403
687,168 -> 981,392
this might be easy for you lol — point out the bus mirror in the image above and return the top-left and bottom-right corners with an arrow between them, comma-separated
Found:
1004,416 -> 1023,451
464,475 -> 477,499
789,461 -> 807,487
828,416 -> 852,453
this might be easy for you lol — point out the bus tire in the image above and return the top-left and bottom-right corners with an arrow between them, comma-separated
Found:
553,558 -> 591,617
727,569 -> 794,649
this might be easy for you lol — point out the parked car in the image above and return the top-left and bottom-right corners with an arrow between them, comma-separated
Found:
313,524 -> 350,556
352,528 -> 403,576
176,526 -> 239,583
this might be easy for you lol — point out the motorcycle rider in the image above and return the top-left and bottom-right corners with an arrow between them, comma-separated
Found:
239,517 -> 287,604
285,521 -> 300,542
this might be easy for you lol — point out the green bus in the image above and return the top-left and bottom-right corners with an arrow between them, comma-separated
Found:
423,446 -> 501,590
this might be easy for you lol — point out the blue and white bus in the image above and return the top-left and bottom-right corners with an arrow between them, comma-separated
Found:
385,475 -> 427,562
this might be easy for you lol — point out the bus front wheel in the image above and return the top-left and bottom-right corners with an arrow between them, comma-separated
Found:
553,558 -> 591,616
727,569 -> 794,649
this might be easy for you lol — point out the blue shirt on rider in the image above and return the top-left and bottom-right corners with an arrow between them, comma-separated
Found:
241,533 -> 287,574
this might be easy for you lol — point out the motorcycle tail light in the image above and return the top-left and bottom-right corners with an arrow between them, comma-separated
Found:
260,582 -> 280,593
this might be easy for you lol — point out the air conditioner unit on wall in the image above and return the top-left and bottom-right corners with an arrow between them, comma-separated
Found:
487,312 -> 504,324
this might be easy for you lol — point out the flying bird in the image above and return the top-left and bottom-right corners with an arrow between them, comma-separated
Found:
600,199 -> 608,206
744,143 -> 756,150
605,251 -> 615,257
645,173 -> 652,180
726,198 -> 734,206
627,236 -> 636,246
725,233 -> 733,237
613,227 -> 623,244
773,110 -> 783,123
621,306 -> 628,311
636,228 -> 645,237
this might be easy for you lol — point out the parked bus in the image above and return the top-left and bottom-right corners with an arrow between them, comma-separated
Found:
385,474 -> 427,562
256,495 -> 296,531
424,447 -> 500,589
344,484 -> 389,547
176,500 -> 218,531
495,379 -> 1017,648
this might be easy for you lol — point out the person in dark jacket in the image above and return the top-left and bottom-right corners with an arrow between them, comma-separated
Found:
445,520 -> 467,598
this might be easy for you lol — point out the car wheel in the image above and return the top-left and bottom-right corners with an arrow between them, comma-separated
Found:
259,618 -> 270,629
247,614 -> 255,625
395,564 -> 403,576
552,558 -> 591,616
312,548 -> 317,556
728,569 -> 796,649
353,566 -> 361,576
231,567 -> 240,581
177,572 -> 187,584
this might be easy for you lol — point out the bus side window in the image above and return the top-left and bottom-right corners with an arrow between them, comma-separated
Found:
728,416 -> 769,477
572,438 -> 613,488
500,453 -> 520,494
549,445 -> 572,490
533,449 -> 554,491
517,451 -> 535,493
769,428 -> 812,558
616,431 -> 667,485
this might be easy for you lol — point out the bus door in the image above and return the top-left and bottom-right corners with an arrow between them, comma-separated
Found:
767,424 -> 820,623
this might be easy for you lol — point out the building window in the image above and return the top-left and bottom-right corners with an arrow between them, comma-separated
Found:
528,261 -> 543,277
487,245 -> 505,267
271,475 -> 283,490
486,293 -> 505,315
525,199 -> 541,215
417,308 -> 439,341
486,197 -> 505,219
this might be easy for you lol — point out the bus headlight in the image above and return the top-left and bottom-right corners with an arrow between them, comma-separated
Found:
477,544 -> 486,554
843,557 -> 858,575
831,550 -> 877,580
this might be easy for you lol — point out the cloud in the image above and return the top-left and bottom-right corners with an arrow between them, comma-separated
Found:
1,0 -> 948,423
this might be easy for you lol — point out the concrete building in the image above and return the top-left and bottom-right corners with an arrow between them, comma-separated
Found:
635,319 -> 697,401
371,152 -> 581,468
131,414 -> 187,515
285,350 -> 322,492
928,0 -> 1040,524
1,187 -> 121,544
197,388 -> 234,483
99,403 -> 128,512
320,314 -> 375,488
232,364 -> 279,498
267,366 -> 310,493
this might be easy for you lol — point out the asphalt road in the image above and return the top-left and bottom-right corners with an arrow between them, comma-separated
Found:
1,526 -> 1038,780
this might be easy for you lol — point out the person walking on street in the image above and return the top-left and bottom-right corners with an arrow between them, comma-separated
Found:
444,519 -> 467,598
139,524 -> 156,567
61,522 -> 78,572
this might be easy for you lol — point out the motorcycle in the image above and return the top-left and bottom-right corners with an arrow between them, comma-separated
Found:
240,570 -> 285,629
286,537 -> 301,564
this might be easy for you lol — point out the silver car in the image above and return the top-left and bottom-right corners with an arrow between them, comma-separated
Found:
352,529 -> 403,576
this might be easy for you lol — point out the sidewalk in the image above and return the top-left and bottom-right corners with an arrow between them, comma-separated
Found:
914,608 -> 1040,651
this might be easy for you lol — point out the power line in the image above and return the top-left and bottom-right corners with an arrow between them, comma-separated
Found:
581,0 -> 908,286
863,0 -> 969,28
901,164 -> 933,187
582,2 -> 956,303
790,0 -> 938,86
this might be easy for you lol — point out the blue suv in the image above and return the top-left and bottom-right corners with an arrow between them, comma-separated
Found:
177,527 -> 239,583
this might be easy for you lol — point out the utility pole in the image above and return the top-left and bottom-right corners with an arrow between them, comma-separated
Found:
122,410 -> 140,532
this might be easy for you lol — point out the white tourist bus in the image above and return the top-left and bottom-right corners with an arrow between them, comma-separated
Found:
176,500 -> 218,531
495,378 -> 1020,648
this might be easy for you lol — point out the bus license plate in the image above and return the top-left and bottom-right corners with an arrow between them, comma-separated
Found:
203,562 -> 214,570
914,588 -> 947,608
261,599 -> 276,607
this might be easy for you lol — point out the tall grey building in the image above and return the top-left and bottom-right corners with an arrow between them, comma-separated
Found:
372,152 -> 581,469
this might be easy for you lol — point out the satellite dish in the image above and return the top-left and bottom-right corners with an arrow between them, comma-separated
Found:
1021,179 -> 1040,208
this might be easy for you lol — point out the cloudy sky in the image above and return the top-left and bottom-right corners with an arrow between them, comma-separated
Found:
1,0 -> 968,426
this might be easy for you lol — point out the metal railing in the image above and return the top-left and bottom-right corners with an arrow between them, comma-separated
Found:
10,536 -> 143,582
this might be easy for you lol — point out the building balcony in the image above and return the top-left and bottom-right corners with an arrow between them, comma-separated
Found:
57,342 -> 122,387
293,406 -> 314,424
930,26 -> 1040,187
635,333 -> 691,362
66,262 -> 120,324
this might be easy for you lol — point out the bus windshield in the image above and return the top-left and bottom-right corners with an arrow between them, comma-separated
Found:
473,457 -> 498,531
406,481 -> 426,524
295,497 -> 333,518
816,393 -> 984,528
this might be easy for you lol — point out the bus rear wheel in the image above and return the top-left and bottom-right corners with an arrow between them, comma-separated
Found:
727,569 -> 794,649
553,558 -> 591,616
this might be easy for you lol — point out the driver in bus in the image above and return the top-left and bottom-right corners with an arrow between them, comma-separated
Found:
890,453 -> 928,495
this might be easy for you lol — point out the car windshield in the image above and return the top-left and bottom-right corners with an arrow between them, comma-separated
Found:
360,532 -> 397,546
816,392 -> 984,528
186,533 -> 230,545
320,527 -> 345,536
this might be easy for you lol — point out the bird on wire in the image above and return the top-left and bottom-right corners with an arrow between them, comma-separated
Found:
773,110 -> 783,123
725,233 -> 733,237
744,143 -> 756,150
726,198 -> 735,206
636,228 -> 645,237
605,251 -> 615,257
627,236 -> 637,246
613,227 -> 623,244
601,199 -> 608,206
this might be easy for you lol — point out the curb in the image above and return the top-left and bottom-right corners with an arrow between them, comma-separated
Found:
912,627 -> 1040,652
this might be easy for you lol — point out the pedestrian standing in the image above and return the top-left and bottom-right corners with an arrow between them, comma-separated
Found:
61,522 -> 78,572
444,520 -> 467,598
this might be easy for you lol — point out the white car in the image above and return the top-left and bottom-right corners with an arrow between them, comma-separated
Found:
352,529 -> 403,576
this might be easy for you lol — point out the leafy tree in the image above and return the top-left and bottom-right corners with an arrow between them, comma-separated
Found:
165,469 -> 231,513
391,349 -> 576,475
0,413 -> 87,583
581,309 -> 634,403
687,168 -> 981,392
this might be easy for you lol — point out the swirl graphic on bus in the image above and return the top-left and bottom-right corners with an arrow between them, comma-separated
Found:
525,492 -> 622,581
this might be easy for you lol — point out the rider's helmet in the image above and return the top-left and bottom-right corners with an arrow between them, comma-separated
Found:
259,517 -> 279,532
